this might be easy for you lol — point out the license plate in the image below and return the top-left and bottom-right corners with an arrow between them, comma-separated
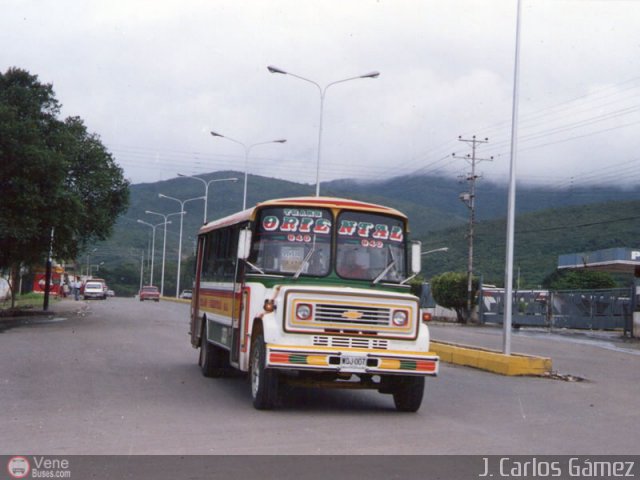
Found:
340,355 -> 367,370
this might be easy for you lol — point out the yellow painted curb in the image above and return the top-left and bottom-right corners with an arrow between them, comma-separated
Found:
160,296 -> 191,304
431,340 -> 552,376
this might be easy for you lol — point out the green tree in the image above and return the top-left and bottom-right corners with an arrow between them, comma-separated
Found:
431,271 -> 479,323
542,269 -> 617,290
0,68 -> 129,304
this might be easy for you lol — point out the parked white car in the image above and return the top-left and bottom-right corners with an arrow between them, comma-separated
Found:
84,281 -> 107,300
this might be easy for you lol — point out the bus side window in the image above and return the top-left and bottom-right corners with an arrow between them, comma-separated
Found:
202,231 -> 218,282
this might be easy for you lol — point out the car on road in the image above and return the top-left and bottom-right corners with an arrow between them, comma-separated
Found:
179,289 -> 192,299
84,280 -> 107,300
139,286 -> 160,302
107,289 -> 115,297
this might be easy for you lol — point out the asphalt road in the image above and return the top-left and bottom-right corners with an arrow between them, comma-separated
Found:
1,297 -> 639,455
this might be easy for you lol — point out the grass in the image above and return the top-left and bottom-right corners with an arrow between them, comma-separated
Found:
0,292 -> 52,314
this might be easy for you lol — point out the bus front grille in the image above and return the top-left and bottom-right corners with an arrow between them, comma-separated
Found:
313,336 -> 389,350
314,304 -> 391,326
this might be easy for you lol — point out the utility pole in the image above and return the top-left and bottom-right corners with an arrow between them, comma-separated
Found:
453,136 -> 493,322
43,227 -> 55,311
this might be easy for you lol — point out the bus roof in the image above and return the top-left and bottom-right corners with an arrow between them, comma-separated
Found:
198,196 -> 408,235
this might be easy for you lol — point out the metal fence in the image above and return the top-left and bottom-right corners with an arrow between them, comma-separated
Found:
480,287 -> 632,332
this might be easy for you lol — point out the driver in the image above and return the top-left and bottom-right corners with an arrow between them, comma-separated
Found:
338,250 -> 368,278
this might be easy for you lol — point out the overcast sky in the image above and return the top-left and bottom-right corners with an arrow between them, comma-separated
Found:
3,0 -> 640,190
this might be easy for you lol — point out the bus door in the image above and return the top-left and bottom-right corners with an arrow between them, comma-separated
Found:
230,226 -> 251,365
229,281 -> 245,365
190,235 -> 206,348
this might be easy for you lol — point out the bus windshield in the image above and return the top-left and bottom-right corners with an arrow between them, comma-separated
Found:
250,207 -> 332,277
336,211 -> 406,282
249,206 -> 407,281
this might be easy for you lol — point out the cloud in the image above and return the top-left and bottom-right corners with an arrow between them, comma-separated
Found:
3,0 -> 640,187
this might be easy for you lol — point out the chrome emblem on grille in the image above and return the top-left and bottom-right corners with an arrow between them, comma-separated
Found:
341,310 -> 364,320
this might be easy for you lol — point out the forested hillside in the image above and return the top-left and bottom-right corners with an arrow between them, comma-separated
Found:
92,171 -> 640,295
419,199 -> 640,287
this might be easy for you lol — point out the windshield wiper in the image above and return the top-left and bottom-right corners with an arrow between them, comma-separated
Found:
373,245 -> 397,285
293,244 -> 316,279
243,259 -> 265,274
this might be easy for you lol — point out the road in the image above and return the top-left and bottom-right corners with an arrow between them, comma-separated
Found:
1,297 -> 639,455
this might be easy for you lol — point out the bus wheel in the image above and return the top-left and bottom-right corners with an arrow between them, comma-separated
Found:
250,332 -> 278,410
391,376 -> 425,412
199,326 -> 229,378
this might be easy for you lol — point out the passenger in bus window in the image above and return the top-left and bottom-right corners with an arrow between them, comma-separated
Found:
308,250 -> 326,276
339,250 -> 369,278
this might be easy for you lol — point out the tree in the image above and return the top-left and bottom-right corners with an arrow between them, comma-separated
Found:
542,269 -> 617,290
0,68 -> 129,305
431,271 -> 479,323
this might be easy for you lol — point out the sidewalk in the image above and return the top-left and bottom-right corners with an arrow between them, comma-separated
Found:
0,297 -> 89,321
429,320 -> 640,380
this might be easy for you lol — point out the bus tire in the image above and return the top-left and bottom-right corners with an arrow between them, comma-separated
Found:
391,376 -> 425,412
250,332 -> 278,410
199,324 -> 229,378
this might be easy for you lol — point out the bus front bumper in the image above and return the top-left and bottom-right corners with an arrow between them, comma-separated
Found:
266,344 -> 439,376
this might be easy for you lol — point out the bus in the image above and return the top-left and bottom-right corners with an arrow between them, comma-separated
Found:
189,196 -> 439,411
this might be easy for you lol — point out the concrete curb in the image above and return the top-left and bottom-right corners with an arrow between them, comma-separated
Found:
431,340 -> 552,376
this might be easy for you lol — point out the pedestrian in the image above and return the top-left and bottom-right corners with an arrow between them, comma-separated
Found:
73,277 -> 81,301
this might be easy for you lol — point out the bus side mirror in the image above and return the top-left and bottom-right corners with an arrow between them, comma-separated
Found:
238,229 -> 252,260
411,241 -> 422,275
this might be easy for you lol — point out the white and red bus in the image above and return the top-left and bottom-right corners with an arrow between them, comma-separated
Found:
189,196 -> 439,411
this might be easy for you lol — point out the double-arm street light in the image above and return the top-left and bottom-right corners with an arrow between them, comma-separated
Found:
145,210 -> 184,296
158,193 -> 205,298
209,132 -> 286,210
177,174 -> 238,224
136,219 -> 169,286
267,65 -> 379,197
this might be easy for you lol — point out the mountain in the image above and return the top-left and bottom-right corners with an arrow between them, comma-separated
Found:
323,174 -> 640,222
91,171 -> 640,295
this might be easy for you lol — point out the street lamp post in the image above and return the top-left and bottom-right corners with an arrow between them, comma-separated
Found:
504,0 -> 523,355
421,248 -> 449,281
421,247 -> 449,256
137,219 -> 170,286
145,210 -> 183,296
209,132 -> 286,210
158,193 -> 205,298
89,262 -> 104,276
267,65 -> 379,196
177,174 -> 238,223
85,247 -> 97,277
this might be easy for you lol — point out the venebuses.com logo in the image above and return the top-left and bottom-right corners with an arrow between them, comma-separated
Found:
6,456 -> 71,479
7,457 -> 30,479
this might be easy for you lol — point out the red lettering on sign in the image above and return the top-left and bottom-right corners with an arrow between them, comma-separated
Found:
357,222 -> 374,238
372,224 -> 389,240
314,218 -> 331,234
299,217 -> 314,233
390,226 -> 404,242
281,217 -> 299,232
338,220 -> 357,236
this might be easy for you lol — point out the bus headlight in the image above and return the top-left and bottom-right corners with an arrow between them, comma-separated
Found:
296,303 -> 313,321
392,309 -> 408,326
